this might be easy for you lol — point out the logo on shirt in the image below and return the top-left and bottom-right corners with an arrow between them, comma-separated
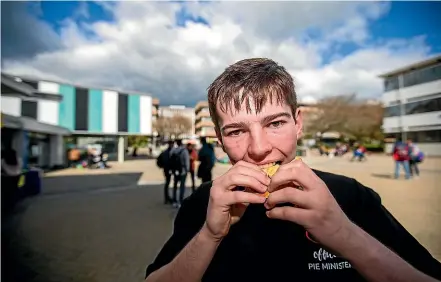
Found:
308,248 -> 352,271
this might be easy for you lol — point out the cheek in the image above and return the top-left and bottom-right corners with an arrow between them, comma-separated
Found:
267,126 -> 298,155
222,137 -> 248,162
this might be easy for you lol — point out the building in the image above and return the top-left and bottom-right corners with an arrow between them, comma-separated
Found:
194,101 -> 217,142
379,55 -> 441,156
2,73 -> 157,162
298,102 -> 320,138
1,74 -> 71,169
158,105 -> 195,139
152,98 -> 160,136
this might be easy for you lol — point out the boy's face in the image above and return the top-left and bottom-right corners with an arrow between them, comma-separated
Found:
215,99 -> 302,166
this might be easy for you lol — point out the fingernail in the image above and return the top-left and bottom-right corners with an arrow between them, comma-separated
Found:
266,211 -> 271,218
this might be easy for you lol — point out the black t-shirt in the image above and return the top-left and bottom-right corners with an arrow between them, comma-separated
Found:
145,170 -> 441,281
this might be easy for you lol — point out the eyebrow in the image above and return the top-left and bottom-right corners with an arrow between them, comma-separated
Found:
221,112 -> 292,133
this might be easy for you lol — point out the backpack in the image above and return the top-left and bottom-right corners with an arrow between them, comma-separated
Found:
156,149 -> 171,169
156,151 -> 165,168
395,144 -> 409,160
169,149 -> 183,171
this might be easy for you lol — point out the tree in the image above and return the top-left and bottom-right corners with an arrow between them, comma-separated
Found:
306,94 -> 357,135
344,103 -> 384,141
153,115 -> 193,139
127,135 -> 150,148
154,116 -> 173,137
306,94 -> 384,141
170,115 -> 193,137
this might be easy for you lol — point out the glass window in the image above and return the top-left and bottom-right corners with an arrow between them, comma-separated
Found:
404,97 -> 441,115
407,130 -> 441,143
21,100 -> 37,119
403,64 -> 441,88
384,76 -> 399,92
384,105 -> 401,117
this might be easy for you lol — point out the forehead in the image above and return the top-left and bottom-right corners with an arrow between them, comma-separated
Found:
216,98 -> 291,126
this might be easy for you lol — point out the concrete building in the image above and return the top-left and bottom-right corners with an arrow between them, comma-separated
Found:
152,98 -> 160,136
194,101 -> 217,142
1,74 -> 71,169
159,105 -> 195,139
379,55 -> 441,156
3,73 -> 157,162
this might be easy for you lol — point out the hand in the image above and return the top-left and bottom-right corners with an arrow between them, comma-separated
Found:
265,158 -> 353,251
204,161 -> 270,242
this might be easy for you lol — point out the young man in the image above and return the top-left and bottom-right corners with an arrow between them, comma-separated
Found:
197,137 -> 216,183
170,139 -> 190,208
156,141 -> 174,204
145,58 -> 441,282
392,139 -> 411,179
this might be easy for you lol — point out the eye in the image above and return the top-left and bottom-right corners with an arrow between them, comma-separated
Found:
268,120 -> 286,129
227,130 -> 243,137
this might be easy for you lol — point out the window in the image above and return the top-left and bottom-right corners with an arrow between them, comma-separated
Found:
384,76 -> 399,92
384,105 -> 401,117
21,100 -> 37,119
406,130 -> 441,143
402,64 -> 441,88
405,97 -> 441,115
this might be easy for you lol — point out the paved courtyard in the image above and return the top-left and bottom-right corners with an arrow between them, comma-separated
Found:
2,154 -> 440,282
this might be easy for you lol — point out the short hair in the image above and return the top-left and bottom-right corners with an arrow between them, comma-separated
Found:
207,58 -> 297,130
176,139 -> 183,146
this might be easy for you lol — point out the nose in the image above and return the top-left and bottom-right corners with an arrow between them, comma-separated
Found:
247,126 -> 272,160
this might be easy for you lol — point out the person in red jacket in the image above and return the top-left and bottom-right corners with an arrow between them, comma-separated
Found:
392,140 -> 411,179
187,143 -> 198,192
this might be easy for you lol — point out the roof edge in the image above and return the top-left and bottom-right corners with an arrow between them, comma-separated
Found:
378,54 -> 441,78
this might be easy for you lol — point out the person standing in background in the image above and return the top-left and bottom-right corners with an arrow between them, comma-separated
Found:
170,139 -> 190,208
156,141 -> 174,204
187,143 -> 197,192
392,139 -> 411,179
197,137 -> 216,183
407,139 -> 422,178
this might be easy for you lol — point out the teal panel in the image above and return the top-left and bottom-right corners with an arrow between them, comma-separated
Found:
128,94 -> 140,133
58,84 -> 75,130
88,89 -> 103,132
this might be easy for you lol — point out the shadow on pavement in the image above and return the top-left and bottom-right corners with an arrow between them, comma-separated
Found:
371,173 -> 394,179
1,174 -> 179,282
42,172 -> 143,196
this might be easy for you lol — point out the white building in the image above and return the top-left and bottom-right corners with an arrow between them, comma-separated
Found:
379,55 -> 441,156
159,105 -> 196,139
1,74 -> 71,169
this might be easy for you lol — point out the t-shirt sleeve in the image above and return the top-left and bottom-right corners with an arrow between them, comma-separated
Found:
352,180 -> 441,280
145,189 -> 208,279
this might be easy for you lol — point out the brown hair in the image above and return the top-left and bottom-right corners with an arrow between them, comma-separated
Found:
207,58 -> 297,130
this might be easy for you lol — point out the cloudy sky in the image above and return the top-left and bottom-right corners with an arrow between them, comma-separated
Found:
1,1 -> 440,106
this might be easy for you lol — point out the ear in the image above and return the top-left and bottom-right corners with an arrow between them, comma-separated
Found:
295,108 -> 304,140
215,128 -> 226,152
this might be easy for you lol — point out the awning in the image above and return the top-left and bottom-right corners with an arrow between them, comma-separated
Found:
1,73 -> 62,101
1,113 -> 71,136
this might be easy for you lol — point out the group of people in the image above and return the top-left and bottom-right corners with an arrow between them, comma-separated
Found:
156,137 -> 216,208
67,146 -> 110,169
393,138 -> 424,179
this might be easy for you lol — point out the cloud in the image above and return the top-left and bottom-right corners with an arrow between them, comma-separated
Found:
1,2 -> 433,106
1,1 -> 63,61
